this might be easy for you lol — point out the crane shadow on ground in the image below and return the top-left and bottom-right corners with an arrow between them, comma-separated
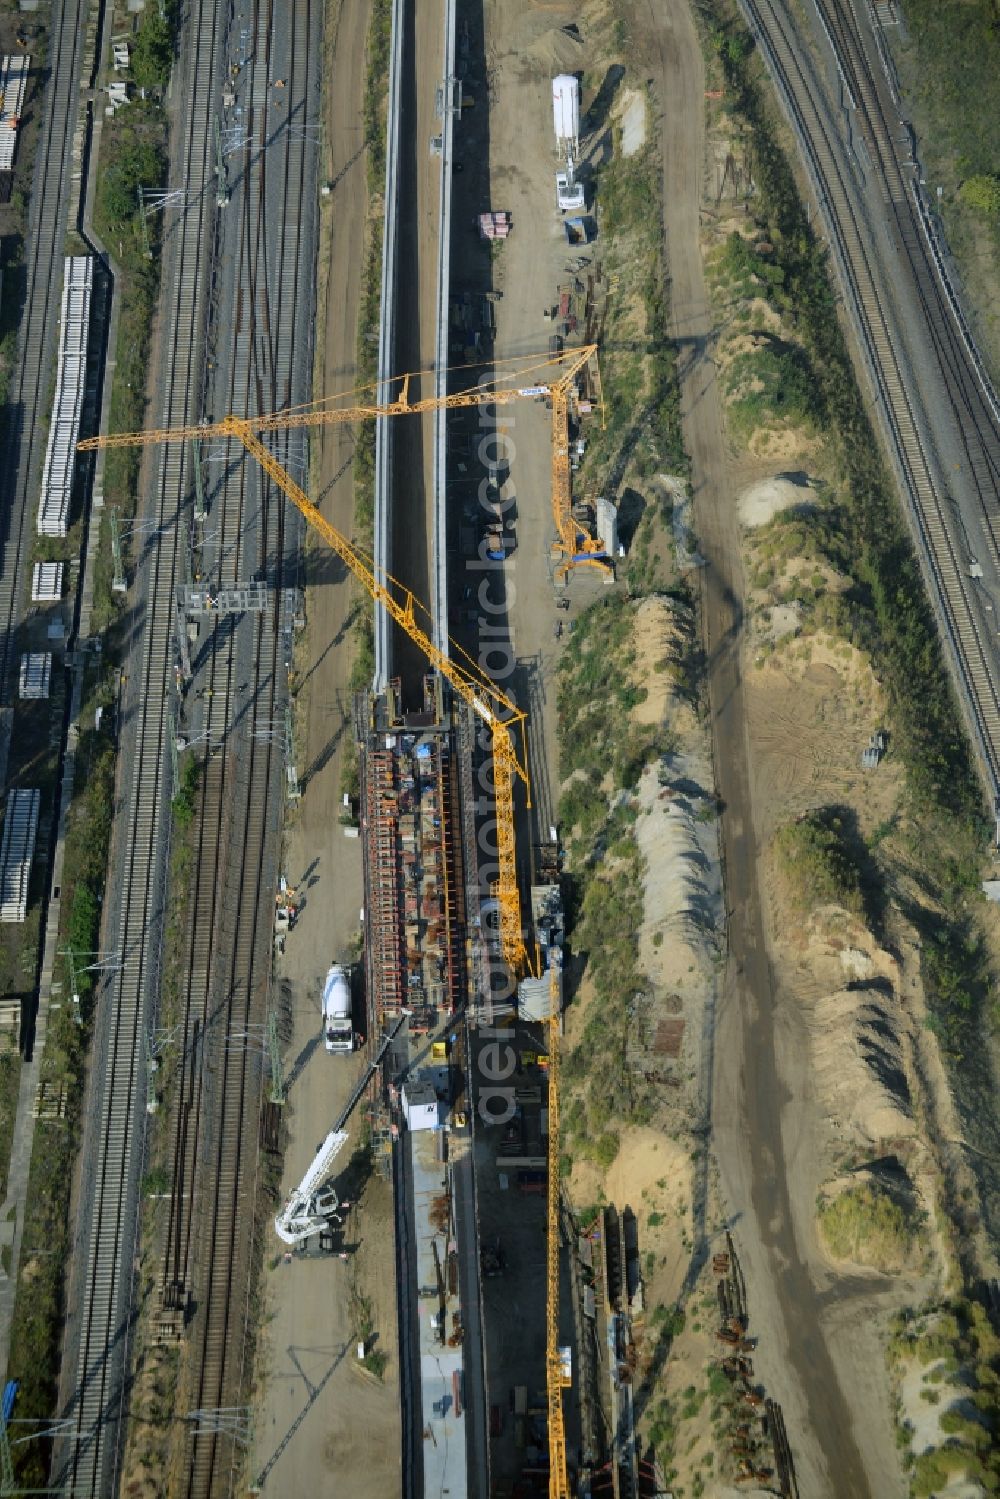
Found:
253,1341 -> 350,1491
284,1033 -> 322,1096
299,716 -> 348,790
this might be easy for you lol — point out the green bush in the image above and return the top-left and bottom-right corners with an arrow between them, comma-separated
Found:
130,6 -> 176,92
723,340 -> 817,439
142,1166 -> 170,1197
95,101 -> 167,231
652,1302 -> 686,1338
773,808 -> 863,916
817,1184 -> 913,1271
171,756 -> 201,829
959,174 -> 1000,215
61,741 -> 116,1005
593,1132 -> 620,1169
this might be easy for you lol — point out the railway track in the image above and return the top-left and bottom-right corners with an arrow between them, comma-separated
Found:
148,0 -> 319,1492
808,0 -> 1000,547
0,0 -> 91,770
55,0 -> 226,1491
737,0 -> 1000,798
0,0 -> 98,1386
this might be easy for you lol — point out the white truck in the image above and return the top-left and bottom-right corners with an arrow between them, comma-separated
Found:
275,1128 -> 348,1245
552,74 -> 585,212
322,964 -> 354,1054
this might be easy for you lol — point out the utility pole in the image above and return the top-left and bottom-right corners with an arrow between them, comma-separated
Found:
187,1407 -> 251,1445
58,948 -> 121,1021
173,591 -> 192,686
110,512 -> 167,596
136,186 -> 152,260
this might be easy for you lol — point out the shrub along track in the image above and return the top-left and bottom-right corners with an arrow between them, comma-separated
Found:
737,0 -> 1000,802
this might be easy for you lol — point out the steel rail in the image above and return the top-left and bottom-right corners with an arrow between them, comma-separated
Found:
737,0 -> 1000,805
57,1 -> 226,1491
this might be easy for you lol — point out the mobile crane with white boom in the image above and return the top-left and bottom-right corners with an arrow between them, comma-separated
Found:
274,1016 -> 404,1245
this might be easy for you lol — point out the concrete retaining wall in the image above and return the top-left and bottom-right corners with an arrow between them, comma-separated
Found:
373,0 -> 406,690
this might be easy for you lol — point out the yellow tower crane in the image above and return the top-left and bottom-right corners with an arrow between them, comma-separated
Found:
79,343 -> 592,1493
80,344 -> 605,571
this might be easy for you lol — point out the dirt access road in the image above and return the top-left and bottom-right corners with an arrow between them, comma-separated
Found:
638,3 -> 894,1494
250,1 -> 401,1495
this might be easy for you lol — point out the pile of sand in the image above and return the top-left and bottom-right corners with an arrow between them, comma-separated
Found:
635,759 -> 722,1012
656,473 -> 703,569
739,473 -> 815,529
522,23 -> 586,73
791,918 -> 914,1146
630,593 -> 697,733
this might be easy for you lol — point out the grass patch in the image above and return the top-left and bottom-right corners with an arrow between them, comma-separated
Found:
363,0 -> 392,198
817,1183 -> 914,1272
171,754 -> 201,830
90,97 -> 170,629
61,723 -> 117,1016
557,602 -> 664,1143
584,139 -> 685,489
722,336 -> 816,440
557,593 -> 668,817
0,1047 -> 21,1202
556,617 -> 691,1153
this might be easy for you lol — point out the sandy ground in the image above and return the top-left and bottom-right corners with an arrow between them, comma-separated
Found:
482,0 -> 611,843
249,2 -> 401,1494
632,1 -> 916,1493
737,473 -> 815,529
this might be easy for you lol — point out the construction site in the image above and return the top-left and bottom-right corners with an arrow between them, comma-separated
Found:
80,4 -> 785,1492
77,182 -> 608,1499
4,0 -> 995,1489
